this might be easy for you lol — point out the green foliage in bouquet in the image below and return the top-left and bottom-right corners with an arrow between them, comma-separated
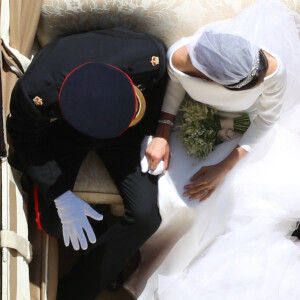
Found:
177,95 -> 250,159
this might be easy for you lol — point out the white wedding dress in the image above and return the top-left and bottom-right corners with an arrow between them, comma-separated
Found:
125,1 -> 300,299
158,124 -> 300,300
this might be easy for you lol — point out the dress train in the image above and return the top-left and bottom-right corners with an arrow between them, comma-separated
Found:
158,125 -> 300,299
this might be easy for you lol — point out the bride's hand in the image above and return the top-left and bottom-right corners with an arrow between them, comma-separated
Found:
146,137 -> 170,172
184,146 -> 247,201
183,163 -> 229,201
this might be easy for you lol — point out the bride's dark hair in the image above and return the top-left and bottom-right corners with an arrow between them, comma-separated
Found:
225,50 -> 268,91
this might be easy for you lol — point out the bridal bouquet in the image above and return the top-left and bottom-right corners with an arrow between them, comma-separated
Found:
177,95 -> 250,159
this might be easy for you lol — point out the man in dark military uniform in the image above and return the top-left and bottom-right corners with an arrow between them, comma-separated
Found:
7,27 -> 167,300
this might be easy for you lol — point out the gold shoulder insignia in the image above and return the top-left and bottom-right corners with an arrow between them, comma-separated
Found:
150,56 -> 159,66
33,96 -> 43,106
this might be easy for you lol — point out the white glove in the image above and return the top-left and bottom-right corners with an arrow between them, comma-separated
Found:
54,190 -> 103,251
140,135 -> 164,176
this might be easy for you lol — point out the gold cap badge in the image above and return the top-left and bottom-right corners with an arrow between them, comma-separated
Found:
33,96 -> 43,106
150,56 -> 159,66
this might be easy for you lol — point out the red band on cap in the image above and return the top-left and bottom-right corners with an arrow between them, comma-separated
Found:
59,62 -> 137,138
58,61 -> 94,117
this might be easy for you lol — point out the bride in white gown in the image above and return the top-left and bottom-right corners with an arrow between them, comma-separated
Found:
125,1 -> 300,299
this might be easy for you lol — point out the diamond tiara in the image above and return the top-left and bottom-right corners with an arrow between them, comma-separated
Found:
225,53 -> 260,89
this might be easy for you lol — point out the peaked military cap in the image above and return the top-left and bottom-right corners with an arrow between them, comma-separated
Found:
59,62 -> 146,139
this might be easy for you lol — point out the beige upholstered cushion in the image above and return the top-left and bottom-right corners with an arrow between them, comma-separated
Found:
73,151 -> 120,203
73,151 -> 124,216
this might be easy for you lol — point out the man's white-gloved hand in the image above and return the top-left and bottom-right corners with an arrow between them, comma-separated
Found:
54,190 -> 103,251
140,135 -> 164,175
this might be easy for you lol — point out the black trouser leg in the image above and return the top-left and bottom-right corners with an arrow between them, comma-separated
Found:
57,133 -> 161,300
